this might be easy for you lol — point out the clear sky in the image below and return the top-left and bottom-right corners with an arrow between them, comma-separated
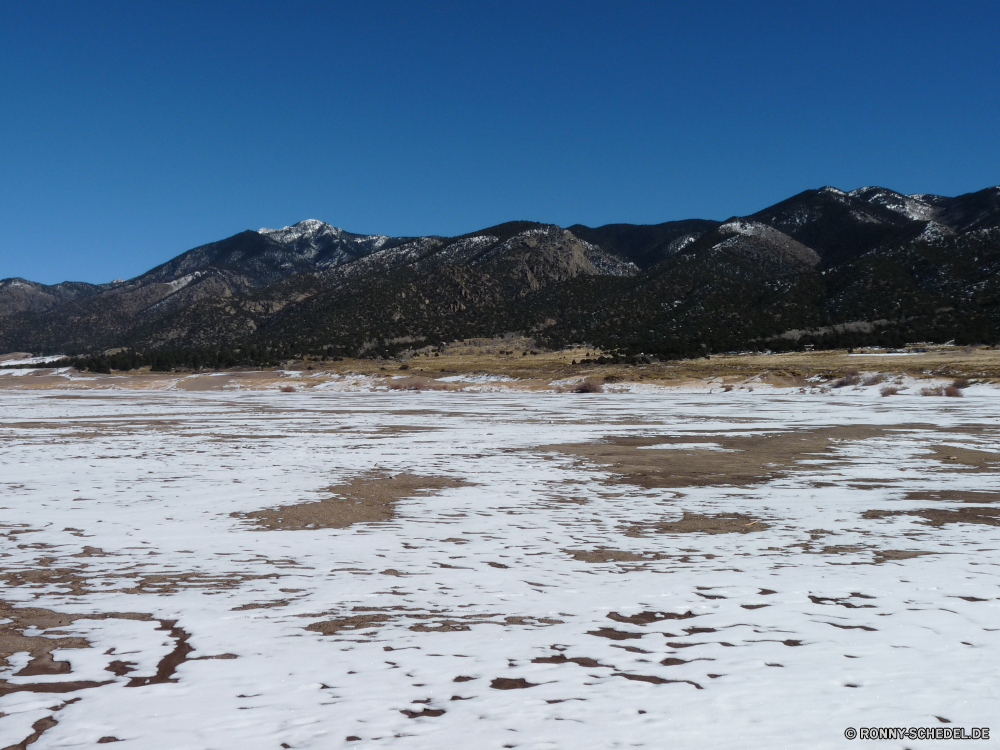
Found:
2,1 -> 998,284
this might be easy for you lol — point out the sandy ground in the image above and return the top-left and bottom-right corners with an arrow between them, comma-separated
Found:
0,388 -> 999,748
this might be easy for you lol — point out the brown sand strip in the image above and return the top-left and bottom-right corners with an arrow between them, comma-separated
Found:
928,445 -> 1000,470
540,425 -> 920,488
863,507 -> 1000,527
904,490 -> 1000,504
625,512 -> 768,537
607,611 -> 698,625
125,620 -> 193,687
2,716 -> 58,750
233,471 -> 470,530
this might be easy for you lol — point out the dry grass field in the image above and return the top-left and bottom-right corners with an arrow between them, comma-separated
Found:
4,341 -> 1000,392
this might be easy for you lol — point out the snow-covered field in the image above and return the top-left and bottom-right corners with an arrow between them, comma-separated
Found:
1,389 -> 998,748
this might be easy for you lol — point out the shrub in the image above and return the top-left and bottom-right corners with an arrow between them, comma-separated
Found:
279,385 -> 296,393
860,373 -> 883,386
574,377 -> 604,393
944,385 -> 964,398
920,386 -> 945,397
832,373 -> 860,388
880,386 -> 901,397
952,378 -> 970,389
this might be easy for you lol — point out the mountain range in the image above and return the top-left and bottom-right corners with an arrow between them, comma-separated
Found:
2,184 -> 1000,360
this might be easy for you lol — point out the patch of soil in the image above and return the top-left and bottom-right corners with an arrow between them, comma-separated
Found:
587,627 -> 644,641
0,679 -> 113,697
14,652 -> 72,676
125,620 -> 193,687
305,607 -> 561,636
808,595 -> 876,609
626,512 -> 768,536
531,654 -> 608,668
490,677 -> 538,690
400,707 -> 445,718
873,550 -> 936,563
607,611 -> 697,625
0,603 -> 91,669
231,600 -> 290,610
539,425 -> 901,488
233,471 -> 470,530
904,490 -> 1000,504
660,657 -> 714,666
305,613 -> 393,635
2,716 -> 58,750
564,549 -> 659,563
863,506 -> 1000,528
613,672 -> 702,689
928,445 -> 1000,470
105,660 -> 137,676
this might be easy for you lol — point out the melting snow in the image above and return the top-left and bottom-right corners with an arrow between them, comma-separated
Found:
0,390 -> 998,748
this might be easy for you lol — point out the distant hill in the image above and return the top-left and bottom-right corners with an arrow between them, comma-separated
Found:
2,184 -> 1000,360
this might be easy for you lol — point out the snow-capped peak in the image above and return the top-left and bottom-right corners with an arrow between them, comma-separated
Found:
258,219 -> 343,241
849,187 -> 939,221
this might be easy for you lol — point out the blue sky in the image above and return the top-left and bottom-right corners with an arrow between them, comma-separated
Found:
2,1 -> 998,284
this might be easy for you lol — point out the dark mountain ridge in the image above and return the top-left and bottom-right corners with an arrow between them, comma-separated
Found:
3,183 -> 1000,360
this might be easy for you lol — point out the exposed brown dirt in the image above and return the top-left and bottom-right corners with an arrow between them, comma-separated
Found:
927,445 -> 1000,470
14,652 -> 72,676
0,602 -> 93,669
587,627 -> 644,641
490,677 -> 538,690
625,512 -> 769,537
863,506 -> 1000,527
540,425 -> 900,489
304,607 -> 563,636
125,620 -> 193,687
400,707 -> 446,718
2,715 -> 59,750
607,611 -> 698,625
612,672 -> 703,689
873,550 -> 936,563
563,549 -> 659,563
304,613 -> 392,635
531,654 -> 608,668
233,471 -> 470,530
904,490 -> 1000,503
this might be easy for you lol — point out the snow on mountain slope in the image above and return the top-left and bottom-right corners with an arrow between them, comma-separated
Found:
714,220 -> 821,269
849,187 -> 940,221
258,220 -> 395,267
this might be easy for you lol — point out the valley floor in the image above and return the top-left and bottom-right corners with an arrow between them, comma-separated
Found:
0,389 -> 998,748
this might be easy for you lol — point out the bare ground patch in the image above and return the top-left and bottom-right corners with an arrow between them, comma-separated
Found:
303,607 -> 564,637
539,425 -> 904,489
0,601 -> 199,700
863,506 -> 1000,527
927,445 -> 1000,470
0,567 -> 280,597
232,471 -> 471,530
563,549 -> 663,563
903,490 -> 1000,503
625,512 -> 769,537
